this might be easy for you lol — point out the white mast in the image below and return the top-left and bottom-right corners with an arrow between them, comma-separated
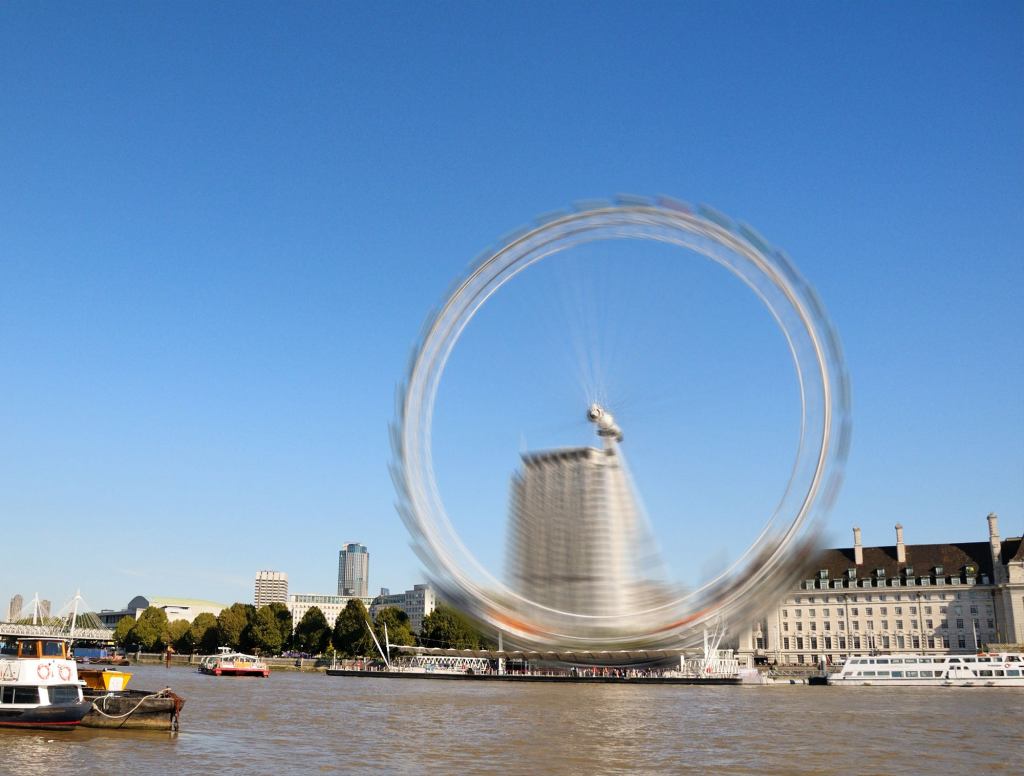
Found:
69,589 -> 82,641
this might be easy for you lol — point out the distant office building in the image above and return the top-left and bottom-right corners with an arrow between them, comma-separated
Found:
254,571 -> 289,608
739,514 -> 1024,665
8,594 -> 23,622
370,584 -> 437,634
38,599 -> 51,620
337,543 -> 369,597
288,593 -> 374,628
287,584 -> 436,635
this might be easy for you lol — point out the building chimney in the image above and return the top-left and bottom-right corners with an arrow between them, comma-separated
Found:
895,523 -> 906,563
853,526 -> 863,565
988,512 -> 1002,582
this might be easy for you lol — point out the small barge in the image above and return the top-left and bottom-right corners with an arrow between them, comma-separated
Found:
78,669 -> 185,730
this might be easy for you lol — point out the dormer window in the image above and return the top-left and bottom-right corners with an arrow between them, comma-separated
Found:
903,566 -> 914,577
847,568 -> 857,579
818,569 -> 829,580
874,568 -> 886,579
934,565 -> 944,575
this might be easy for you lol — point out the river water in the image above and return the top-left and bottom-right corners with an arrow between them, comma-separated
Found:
3,665 -> 1022,774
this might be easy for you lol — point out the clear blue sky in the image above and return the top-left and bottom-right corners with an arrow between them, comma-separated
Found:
1,2 -> 1021,614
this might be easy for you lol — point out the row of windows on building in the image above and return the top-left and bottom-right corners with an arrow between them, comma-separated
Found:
768,634 -> 982,653
780,618 -> 995,633
782,603 -> 991,618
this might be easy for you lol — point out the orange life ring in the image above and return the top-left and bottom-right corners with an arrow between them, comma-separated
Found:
58,665 -> 72,681
37,664 -> 51,680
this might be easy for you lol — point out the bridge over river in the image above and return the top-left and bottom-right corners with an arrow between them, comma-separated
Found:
0,622 -> 114,641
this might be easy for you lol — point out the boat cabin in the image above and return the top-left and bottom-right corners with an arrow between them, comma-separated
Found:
16,639 -> 69,660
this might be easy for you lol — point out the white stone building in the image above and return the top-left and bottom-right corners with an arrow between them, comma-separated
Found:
287,593 -> 374,628
739,514 -> 1024,665
288,584 -> 436,634
369,584 -> 436,634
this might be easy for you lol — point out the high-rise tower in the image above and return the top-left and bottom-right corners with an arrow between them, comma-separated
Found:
254,570 -> 289,607
8,594 -> 23,622
337,543 -> 369,597
505,405 -> 664,619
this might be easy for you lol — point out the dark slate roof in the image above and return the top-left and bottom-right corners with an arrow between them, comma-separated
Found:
805,542 -> 997,578
1004,537 -> 1024,563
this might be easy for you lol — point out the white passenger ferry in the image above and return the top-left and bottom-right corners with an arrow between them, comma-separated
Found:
198,647 -> 270,677
0,638 -> 93,728
829,652 -> 1024,687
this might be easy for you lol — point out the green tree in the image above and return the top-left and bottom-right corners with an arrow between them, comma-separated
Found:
419,604 -> 484,650
133,606 -> 171,651
189,612 -> 219,653
113,615 -> 136,648
294,606 -> 331,655
268,601 -> 293,651
251,605 -> 284,655
167,619 -> 191,652
332,599 -> 374,658
374,606 -> 416,650
217,603 -> 256,650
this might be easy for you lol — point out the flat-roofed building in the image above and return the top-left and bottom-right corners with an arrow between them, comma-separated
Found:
288,593 -> 374,628
369,584 -> 436,634
254,570 -> 289,608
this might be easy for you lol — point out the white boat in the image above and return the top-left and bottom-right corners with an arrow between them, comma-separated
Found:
828,652 -> 1024,687
198,647 -> 270,677
0,638 -> 93,729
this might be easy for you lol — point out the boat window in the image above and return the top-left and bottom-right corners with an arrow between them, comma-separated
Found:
41,641 -> 64,657
13,686 -> 41,704
0,686 -> 10,703
979,670 -> 993,677
1007,670 -> 1020,677
876,659 -> 889,664
949,658 -> 961,663
994,670 -> 1005,677
47,685 -> 80,704
890,659 -> 903,664
863,671 -> 876,677
905,671 -> 918,677
891,671 -> 903,678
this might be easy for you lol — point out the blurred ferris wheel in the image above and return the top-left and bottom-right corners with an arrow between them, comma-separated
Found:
394,196 -> 850,651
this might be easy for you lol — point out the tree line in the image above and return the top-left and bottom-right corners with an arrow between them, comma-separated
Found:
112,600 -> 493,657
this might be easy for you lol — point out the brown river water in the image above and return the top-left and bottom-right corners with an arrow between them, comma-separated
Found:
2,664 -> 1021,774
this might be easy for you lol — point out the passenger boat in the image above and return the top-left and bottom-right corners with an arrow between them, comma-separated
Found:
0,638 -> 93,729
198,648 -> 270,677
828,652 -> 1024,687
